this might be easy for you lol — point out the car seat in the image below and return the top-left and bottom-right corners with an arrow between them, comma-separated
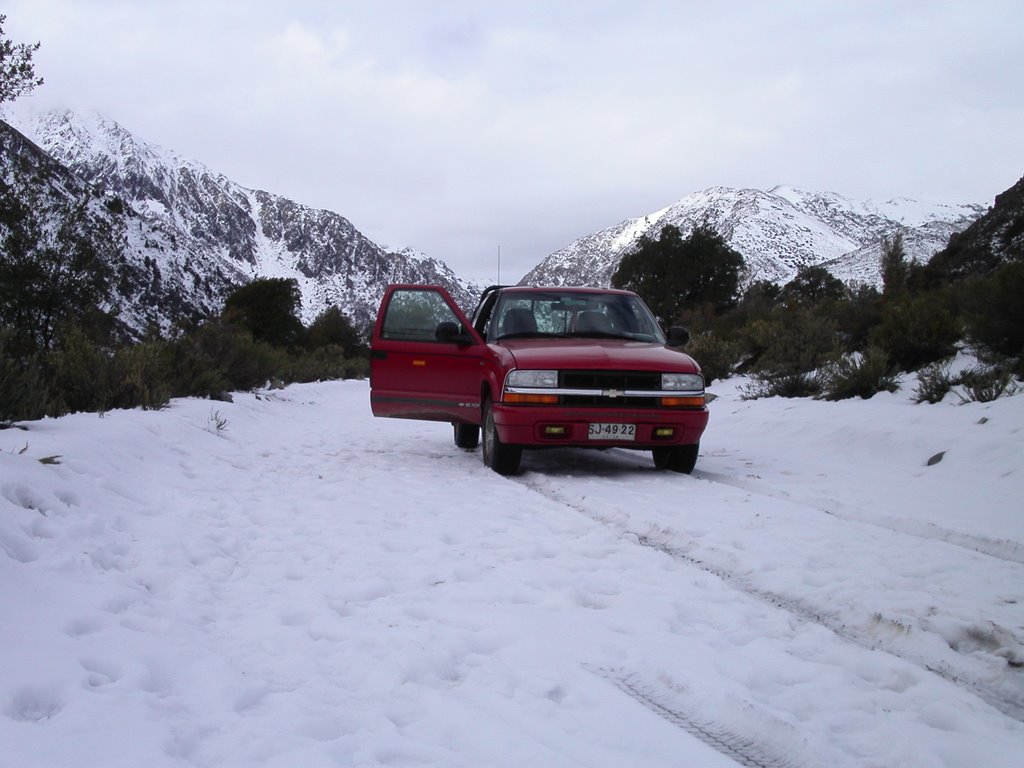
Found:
574,310 -> 612,334
500,307 -> 538,336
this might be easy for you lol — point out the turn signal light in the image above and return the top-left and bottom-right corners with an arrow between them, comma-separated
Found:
660,396 -> 705,407
504,393 -> 559,404
543,425 -> 568,436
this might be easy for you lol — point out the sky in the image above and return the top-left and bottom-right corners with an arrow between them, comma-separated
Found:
4,0 -> 1024,283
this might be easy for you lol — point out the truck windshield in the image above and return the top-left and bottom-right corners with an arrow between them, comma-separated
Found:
489,291 -> 666,343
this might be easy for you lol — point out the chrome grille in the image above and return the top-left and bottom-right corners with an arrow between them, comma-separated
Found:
559,370 -> 661,390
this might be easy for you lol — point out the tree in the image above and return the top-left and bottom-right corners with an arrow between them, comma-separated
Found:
223,277 -> 304,348
0,15 -> 43,104
963,260 -> 1024,360
781,265 -> 846,306
743,279 -> 783,306
0,182 -> 115,357
611,223 -> 745,326
306,306 -> 366,357
880,231 -> 908,298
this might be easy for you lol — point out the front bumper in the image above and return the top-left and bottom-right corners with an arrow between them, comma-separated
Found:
491,402 -> 709,448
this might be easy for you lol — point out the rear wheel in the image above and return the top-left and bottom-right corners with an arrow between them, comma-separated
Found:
482,400 -> 522,475
652,443 -> 699,474
453,423 -> 479,449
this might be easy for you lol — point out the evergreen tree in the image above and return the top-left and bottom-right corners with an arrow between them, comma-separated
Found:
880,231 -> 908,298
781,265 -> 846,306
611,223 -> 745,326
223,277 -> 304,348
306,306 -> 366,357
0,14 -> 43,104
0,183 -> 115,357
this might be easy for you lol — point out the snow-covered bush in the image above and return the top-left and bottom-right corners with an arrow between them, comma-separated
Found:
914,361 -> 956,404
818,348 -> 901,401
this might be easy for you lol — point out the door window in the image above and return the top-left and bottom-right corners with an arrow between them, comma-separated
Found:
382,289 -> 465,342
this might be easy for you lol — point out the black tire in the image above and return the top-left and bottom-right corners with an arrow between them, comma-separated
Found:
453,422 -> 480,449
652,443 -> 699,474
482,400 -> 522,475
652,447 -> 670,469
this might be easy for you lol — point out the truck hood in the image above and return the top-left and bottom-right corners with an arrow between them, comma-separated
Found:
500,339 -> 701,373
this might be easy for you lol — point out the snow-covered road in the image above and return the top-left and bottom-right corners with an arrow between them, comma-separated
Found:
2,376 -> 1022,766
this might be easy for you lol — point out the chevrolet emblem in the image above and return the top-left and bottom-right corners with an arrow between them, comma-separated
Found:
603,389 -> 624,398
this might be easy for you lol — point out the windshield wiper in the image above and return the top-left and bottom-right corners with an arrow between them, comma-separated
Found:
570,331 -> 641,341
496,331 -> 570,340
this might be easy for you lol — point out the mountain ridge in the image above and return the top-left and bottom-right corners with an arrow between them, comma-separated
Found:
2,106 -> 992,336
522,185 -> 985,289
2,107 -> 477,331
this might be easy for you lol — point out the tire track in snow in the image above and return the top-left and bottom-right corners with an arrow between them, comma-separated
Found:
518,475 -> 1024,724
589,667 -> 808,768
693,467 -> 1024,566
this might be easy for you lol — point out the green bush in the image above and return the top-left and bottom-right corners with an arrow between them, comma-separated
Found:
163,318 -> 289,397
47,325 -> 114,414
0,330 -> 48,424
741,371 -> 822,400
285,345 -> 368,383
869,289 -> 961,371
685,332 -> 741,385
748,309 -> 840,377
823,284 -> 882,354
3,313 -> 370,424
962,261 -> 1024,360
818,347 -> 901,401
112,340 -> 172,410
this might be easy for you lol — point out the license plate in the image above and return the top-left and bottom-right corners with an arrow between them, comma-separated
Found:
587,423 -> 636,440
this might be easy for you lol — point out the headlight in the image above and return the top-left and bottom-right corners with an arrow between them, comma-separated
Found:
506,369 -> 558,388
662,373 -> 704,391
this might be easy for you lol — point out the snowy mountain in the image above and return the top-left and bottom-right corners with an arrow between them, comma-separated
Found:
1,108 -> 476,331
0,117 -> 239,336
2,105 -> 995,335
522,185 -> 985,289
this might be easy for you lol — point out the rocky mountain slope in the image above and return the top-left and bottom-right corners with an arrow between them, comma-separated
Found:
2,108 -> 474,331
1,118 -> 242,336
923,174 -> 1024,281
522,185 -> 985,289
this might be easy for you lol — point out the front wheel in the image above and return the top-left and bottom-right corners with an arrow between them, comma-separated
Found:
652,443 -> 699,474
482,401 -> 522,475
453,422 -> 479,449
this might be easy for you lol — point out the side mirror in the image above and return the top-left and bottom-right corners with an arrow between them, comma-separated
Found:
666,326 -> 690,347
435,321 -> 474,345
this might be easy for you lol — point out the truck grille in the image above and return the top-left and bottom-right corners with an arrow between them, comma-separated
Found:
559,370 -> 664,409
560,371 -> 661,390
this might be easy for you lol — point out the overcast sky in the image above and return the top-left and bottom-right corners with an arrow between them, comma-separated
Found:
5,1 -> 1023,283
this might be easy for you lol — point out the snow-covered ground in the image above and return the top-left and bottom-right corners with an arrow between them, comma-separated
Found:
2,374 -> 1022,767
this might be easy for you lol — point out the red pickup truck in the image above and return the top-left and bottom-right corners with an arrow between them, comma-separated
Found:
369,284 -> 709,475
